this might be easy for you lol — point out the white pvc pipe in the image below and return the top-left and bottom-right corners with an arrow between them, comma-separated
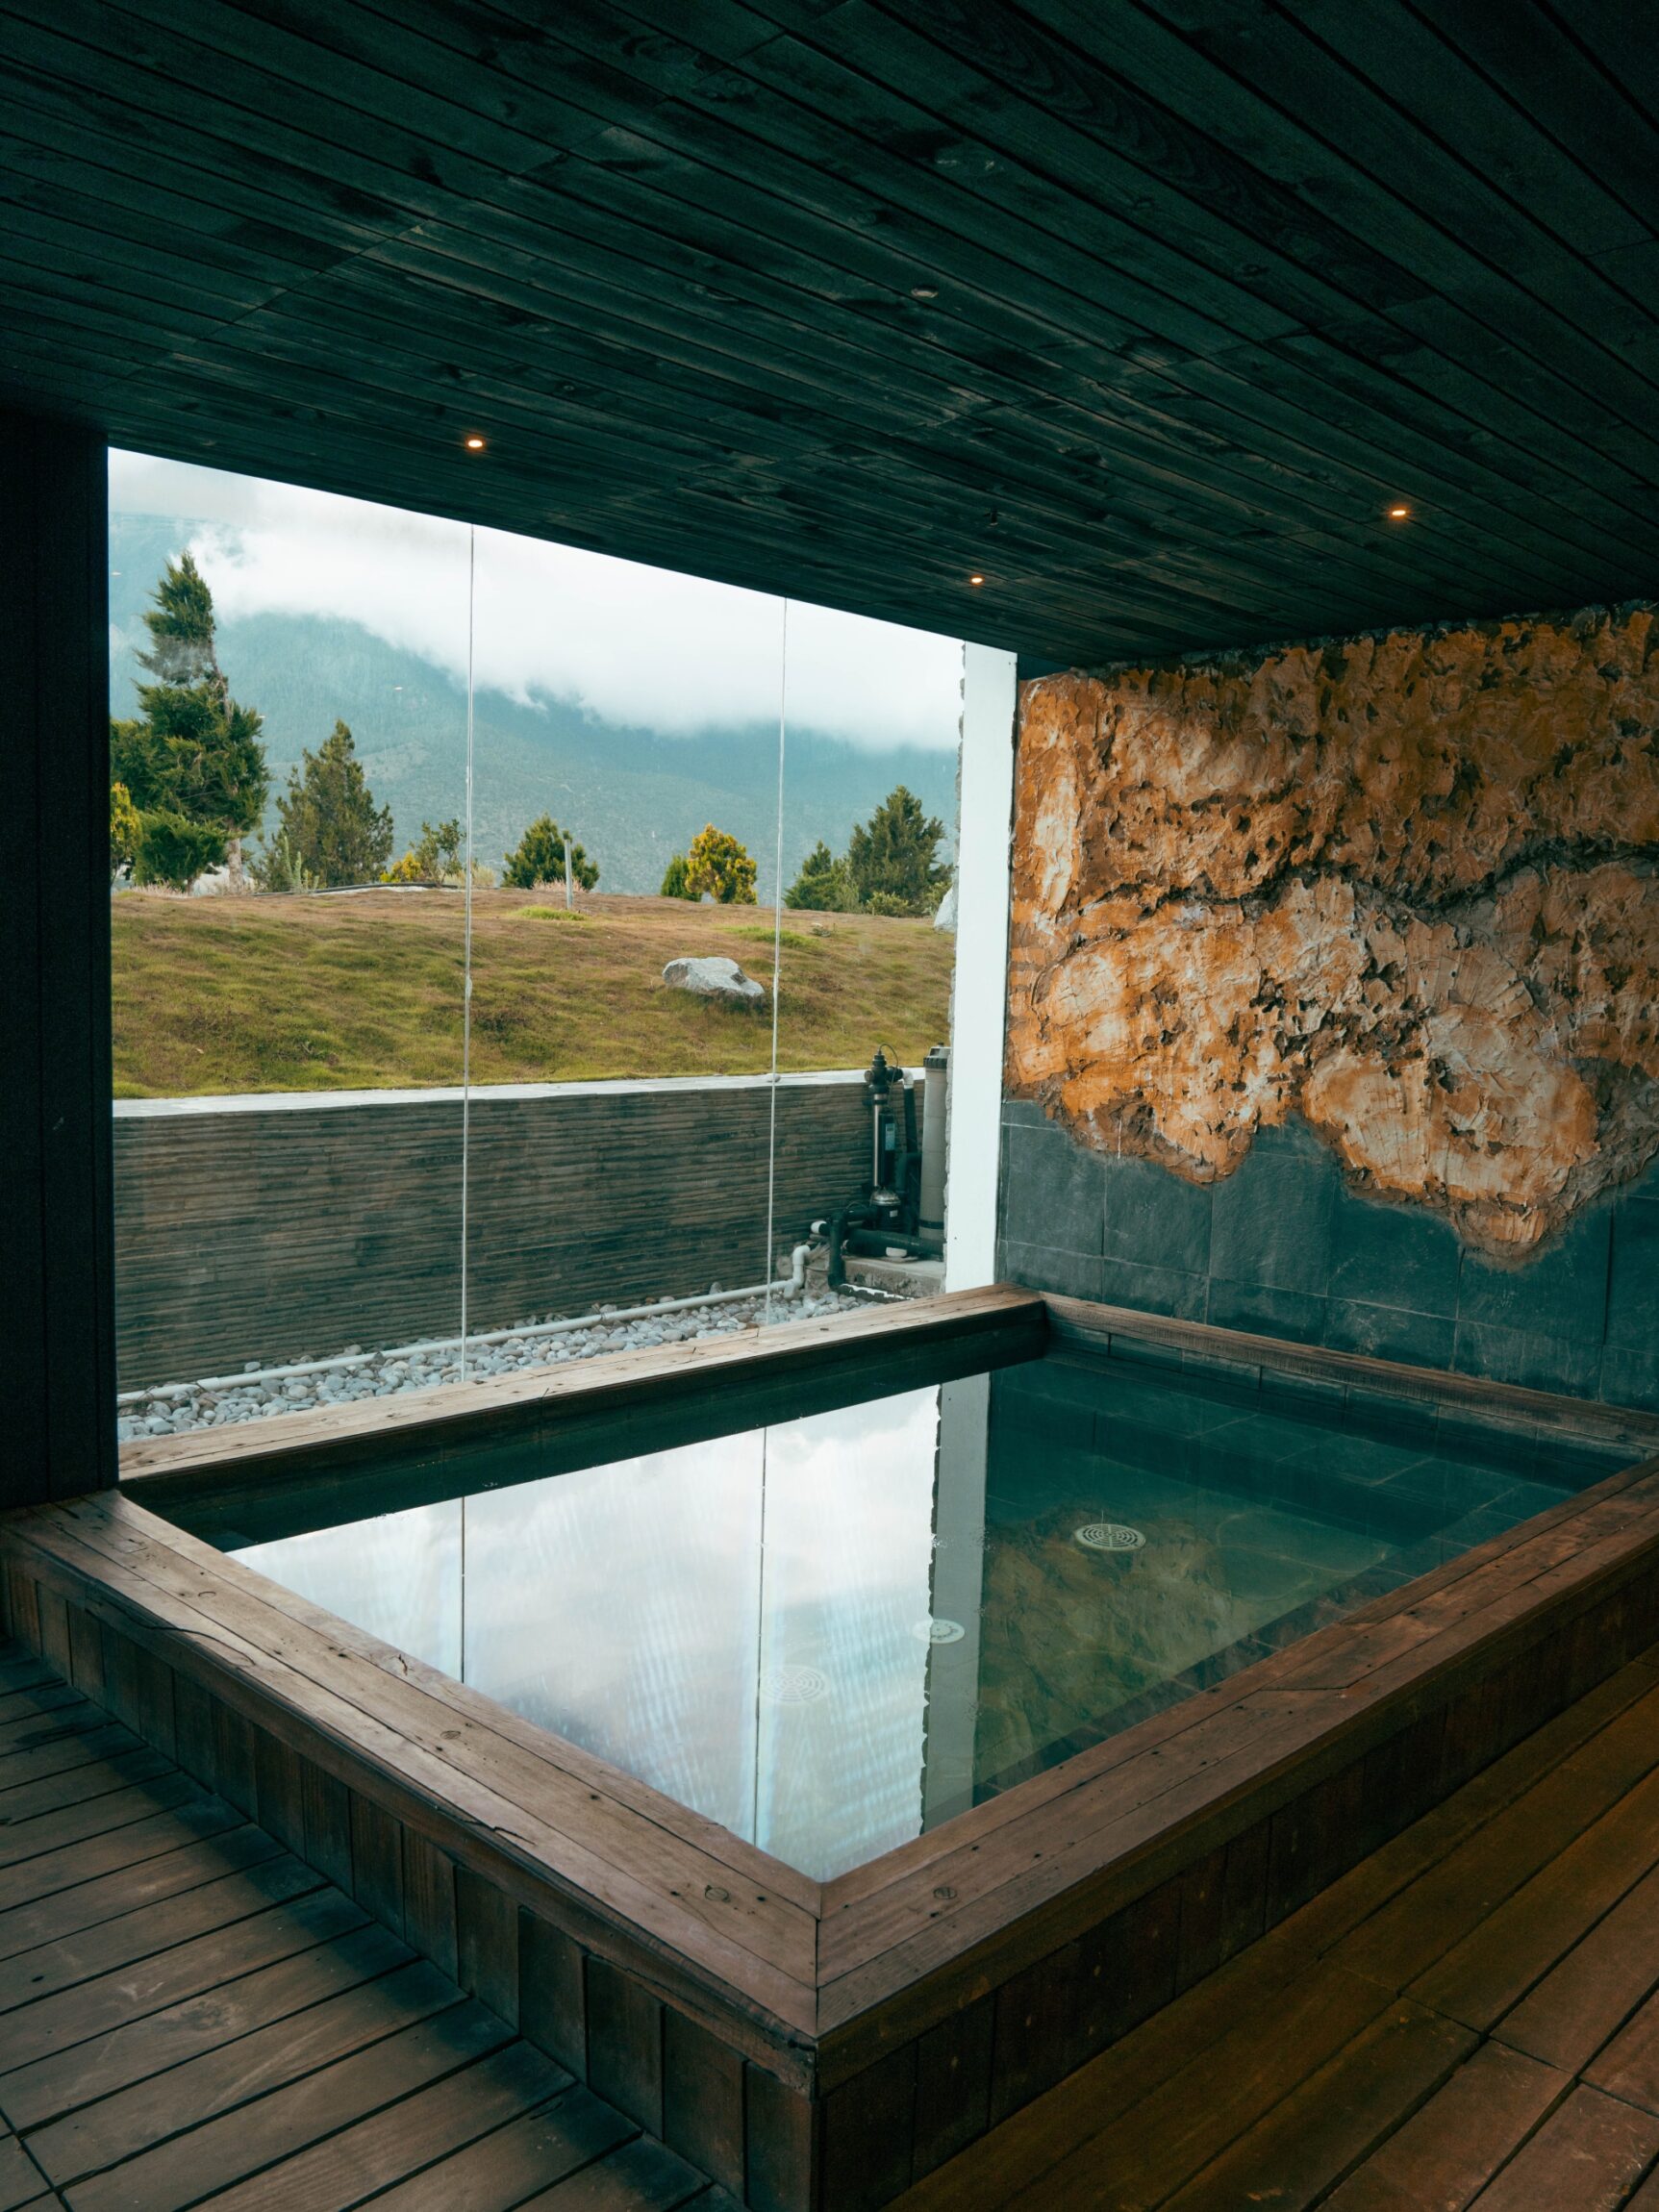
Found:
118,1244 -> 817,1406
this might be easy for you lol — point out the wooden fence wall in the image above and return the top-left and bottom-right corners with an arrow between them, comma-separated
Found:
114,1072 -> 876,1389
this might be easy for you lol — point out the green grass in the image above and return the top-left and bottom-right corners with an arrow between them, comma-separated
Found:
726,923 -> 815,949
512,904 -> 591,922
112,889 -> 955,1096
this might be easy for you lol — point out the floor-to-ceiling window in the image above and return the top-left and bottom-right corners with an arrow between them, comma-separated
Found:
109,451 -> 965,1441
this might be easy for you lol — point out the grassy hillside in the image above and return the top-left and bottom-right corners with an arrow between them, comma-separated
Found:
112,890 -> 955,1097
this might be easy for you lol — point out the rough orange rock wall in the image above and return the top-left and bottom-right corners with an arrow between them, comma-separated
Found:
1005,608 -> 1659,1258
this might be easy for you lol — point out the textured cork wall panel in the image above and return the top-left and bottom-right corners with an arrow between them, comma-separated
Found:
1003,606 -> 1659,1406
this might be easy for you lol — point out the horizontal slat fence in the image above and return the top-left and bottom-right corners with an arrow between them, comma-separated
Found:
114,1072 -> 876,1388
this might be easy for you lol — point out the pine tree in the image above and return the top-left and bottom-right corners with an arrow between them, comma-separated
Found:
503,816 -> 599,891
659,852 -> 695,899
784,840 -> 856,912
110,553 -> 268,887
846,785 -> 949,916
267,721 -> 394,888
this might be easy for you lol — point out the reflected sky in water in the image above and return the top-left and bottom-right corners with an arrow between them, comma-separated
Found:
237,1389 -> 940,1876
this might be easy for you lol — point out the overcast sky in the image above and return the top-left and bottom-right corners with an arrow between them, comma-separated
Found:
110,450 -> 964,750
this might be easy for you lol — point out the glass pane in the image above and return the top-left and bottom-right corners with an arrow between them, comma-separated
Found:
109,453 -> 470,1440
770,601 -> 963,1314
460,526 -> 788,1371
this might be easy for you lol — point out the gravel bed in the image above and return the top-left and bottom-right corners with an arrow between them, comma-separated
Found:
117,1286 -> 867,1441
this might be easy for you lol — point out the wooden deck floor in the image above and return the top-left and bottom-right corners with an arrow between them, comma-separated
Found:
15,1630 -> 1659,2212
898,1644 -> 1659,2212
0,1642 -> 731,2212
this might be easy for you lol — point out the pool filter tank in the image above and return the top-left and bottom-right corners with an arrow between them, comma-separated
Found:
821,1046 -> 948,1286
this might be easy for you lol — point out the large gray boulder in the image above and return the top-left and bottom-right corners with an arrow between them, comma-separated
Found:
663,954 -> 766,1006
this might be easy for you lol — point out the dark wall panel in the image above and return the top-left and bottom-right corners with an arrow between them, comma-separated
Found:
999,1107 -> 1659,1414
113,1075 -> 873,1388
0,410 -> 114,1502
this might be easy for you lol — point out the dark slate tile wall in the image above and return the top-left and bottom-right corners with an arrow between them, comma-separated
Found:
998,1101 -> 1659,1414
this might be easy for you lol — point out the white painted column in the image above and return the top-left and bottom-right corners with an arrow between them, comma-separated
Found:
919,1371 -> 991,1829
944,641 -> 1018,1290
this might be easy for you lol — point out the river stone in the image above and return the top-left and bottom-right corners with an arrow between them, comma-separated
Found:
662,954 -> 765,1005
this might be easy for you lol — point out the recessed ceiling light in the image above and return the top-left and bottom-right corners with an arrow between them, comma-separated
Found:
465,434 -> 487,451
911,286 -> 939,300
1387,502 -> 1410,518
968,572 -> 985,586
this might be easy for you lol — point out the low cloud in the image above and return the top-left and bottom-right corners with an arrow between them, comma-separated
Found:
110,450 -> 963,750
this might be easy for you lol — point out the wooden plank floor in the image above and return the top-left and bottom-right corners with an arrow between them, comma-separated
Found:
0,1643 -> 732,2212
898,1645 -> 1659,2212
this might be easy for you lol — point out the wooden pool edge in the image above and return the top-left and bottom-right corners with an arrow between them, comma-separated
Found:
9,1291 -> 1659,2211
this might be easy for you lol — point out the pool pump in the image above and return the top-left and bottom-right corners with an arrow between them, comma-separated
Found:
820,1044 -> 948,1288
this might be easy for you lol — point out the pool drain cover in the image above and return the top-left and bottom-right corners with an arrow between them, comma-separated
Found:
1075,1521 -> 1145,1553
912,1618 -> 967,1645
760,1664 -> 829,1706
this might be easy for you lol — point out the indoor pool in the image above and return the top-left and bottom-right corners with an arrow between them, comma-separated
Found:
217,1349 -> 1635,1879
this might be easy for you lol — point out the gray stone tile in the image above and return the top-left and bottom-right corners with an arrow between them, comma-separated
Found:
999,1120 -> 1104,1257
1099,1153 -> 1212,1275
1451,1317 -> 1601,1399
1209,1145 -> 1338,1297
1600,1342 -> 1659,1417
999,1238 -> 1104,1303
1606,1199 -> 1659,1352
1249,1118 -> 1333,1168
1000,1096 -> 1048,1132
1205,1276 -> 1326,1347
1259,1367 -> 1347,1418
1097,1255 -> 1208,1321
1342,1385 -> 1442,1450
1455,1205 -> 1611,1346
1326,1192 -> 1461,1317
1321,1298 -> 1455,1371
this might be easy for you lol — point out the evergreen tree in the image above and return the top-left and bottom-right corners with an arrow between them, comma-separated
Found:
682,823 -> 758,904
269,721 -> 394,887
846,785 -> 948,916
503,816 -> 599,891
659,852 -> 695,899
110,553 -> 267,886
784,840 -> 856,912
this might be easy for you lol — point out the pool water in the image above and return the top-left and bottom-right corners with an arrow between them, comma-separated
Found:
223,1348 -> 1634,1879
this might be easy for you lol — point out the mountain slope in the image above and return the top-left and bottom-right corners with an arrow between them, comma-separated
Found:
109,514 -> 960,896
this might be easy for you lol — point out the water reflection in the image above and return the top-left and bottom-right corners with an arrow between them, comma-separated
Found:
231,1351 -> 1615,1878
237,1387 -> 943,1877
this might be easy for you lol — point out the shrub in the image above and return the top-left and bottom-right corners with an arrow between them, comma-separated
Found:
683,823 -> 758,904
110,781 -> 141,878
251,830 -> 317,893
133,810 -> 226,891
660,851 -> 695,899
384,817 -> 462,886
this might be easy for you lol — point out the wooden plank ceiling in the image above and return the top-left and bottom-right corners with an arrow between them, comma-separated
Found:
0,0 -> 1654,666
